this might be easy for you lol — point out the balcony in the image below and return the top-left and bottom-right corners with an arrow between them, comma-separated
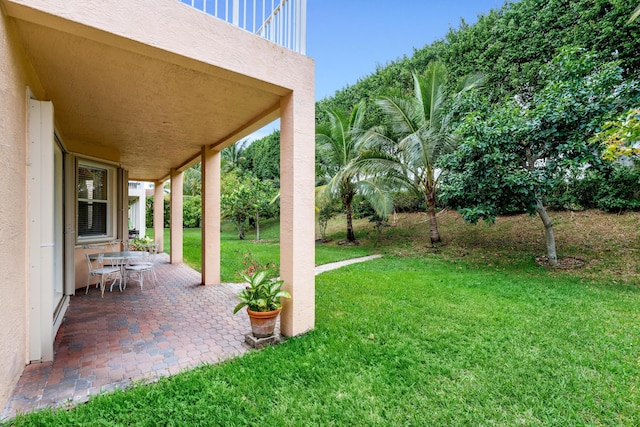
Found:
180,0 -> 307,54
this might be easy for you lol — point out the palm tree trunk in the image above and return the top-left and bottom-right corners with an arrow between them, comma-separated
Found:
343,193 -> 356,242
535,198 -> 557,266
345,204 -> 356,242
426,189 -> 441,244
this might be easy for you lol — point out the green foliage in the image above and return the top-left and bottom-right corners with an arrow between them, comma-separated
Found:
316,101 -> 392,242
183,163 -> 201,196
144,195 -> 170,229
221,172 -> 278,240
629,3 -> 640,23
317,205 -> 335,240
243,131 -> 281,182
232,269 -> 290,314
441,47 -> 639,222
392,190 -> 425,213
127,236 -> 154,251
546,164 -> 640,212
183,195 -> 201,228
145,195 -> 154,227
357,62 -> 483,242
221,140 -> 248,173
592,108 -> 640,160
546,166 -> 600,211
595,165 -> 640,212
238,250 -> 279,279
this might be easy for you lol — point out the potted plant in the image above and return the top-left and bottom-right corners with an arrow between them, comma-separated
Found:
128,236 -> 153,251
233,269 -> 291,338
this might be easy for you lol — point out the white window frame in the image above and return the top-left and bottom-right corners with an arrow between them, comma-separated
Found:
76,158 -> 118,243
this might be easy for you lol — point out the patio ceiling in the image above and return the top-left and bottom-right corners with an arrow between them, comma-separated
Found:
7,3 -> 288,182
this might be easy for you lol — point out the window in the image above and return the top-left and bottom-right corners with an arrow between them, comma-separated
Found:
77,160 -> 116,240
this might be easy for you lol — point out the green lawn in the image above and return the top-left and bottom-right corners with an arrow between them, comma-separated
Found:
10,256 -> 640,425
151,219 -> 374,282
8,213 -> 640,425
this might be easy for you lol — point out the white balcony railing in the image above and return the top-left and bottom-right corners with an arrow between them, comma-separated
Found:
181,0 -> 307,55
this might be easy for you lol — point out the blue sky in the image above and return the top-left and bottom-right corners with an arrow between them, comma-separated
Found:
307,0 -> 507,101
250,0 -> 508,140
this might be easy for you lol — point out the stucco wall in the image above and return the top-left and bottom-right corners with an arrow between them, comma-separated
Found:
0,8 -> 44,410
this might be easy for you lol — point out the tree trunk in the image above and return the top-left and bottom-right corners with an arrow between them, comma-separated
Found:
426,190 -> 441,244
535,198 -> 557,266
237,217 -> 245,240
343,193 -> 356,242
345,203 -> 356,242
256,212 -> 260,241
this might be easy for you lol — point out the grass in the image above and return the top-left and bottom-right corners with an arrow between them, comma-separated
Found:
10,256 -> 640,425
151,218 -> 375,282
8,209 -> 640,425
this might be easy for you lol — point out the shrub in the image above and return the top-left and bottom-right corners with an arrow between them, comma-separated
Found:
238,250 -> 280,280
183,196 -> 202,228
596,166 -> 640,212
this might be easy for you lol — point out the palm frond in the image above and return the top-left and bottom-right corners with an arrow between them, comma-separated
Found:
375,96 -> 419,136
419,62 -> 448,129
354,178 -> 394,220
628,4 -> 640,23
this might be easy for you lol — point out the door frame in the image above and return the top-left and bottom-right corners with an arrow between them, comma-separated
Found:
28,96 -> 73,362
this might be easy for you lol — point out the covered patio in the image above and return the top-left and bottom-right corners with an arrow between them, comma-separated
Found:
0,0 -> 314,414
2,254 -> 252,419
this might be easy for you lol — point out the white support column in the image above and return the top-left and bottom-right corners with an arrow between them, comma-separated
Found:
279,88 -> 315,336
154,181 -> 165,253
201,146 -> 221,285
118,169 -> 129,242
170,169 -> 184,264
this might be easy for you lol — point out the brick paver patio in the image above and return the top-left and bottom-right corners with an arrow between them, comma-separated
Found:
2,254 -> 251,420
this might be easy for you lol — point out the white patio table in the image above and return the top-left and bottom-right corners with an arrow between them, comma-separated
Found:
89,251 -> 149,292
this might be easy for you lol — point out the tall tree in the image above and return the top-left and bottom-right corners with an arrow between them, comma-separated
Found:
357,62 -> 482,244
316,101 -> 392,242
441,48 -> 639,266
316,102 -> 364,243
221,140 -> 247,173
221,172 -> 277,240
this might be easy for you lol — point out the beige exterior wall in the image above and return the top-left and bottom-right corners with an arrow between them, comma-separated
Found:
0,7 -> 44,410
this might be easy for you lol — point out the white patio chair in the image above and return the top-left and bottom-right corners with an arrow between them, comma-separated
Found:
83,244 -> 124,297
124,242 -> 158,290
103,239 -> 122,267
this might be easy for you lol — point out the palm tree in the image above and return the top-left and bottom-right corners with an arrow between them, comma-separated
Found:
358,61 -> 483,244
221,139 -> 247,172
183,163 -> 201,196
316,101 -> 392,242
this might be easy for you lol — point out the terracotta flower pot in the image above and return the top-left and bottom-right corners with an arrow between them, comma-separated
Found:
247,308 -> 281,338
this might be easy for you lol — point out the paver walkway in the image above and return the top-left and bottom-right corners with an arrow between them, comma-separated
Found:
2,253 -> 381,421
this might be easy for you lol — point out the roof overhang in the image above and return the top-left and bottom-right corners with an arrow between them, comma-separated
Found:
2,0 -> 313,182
